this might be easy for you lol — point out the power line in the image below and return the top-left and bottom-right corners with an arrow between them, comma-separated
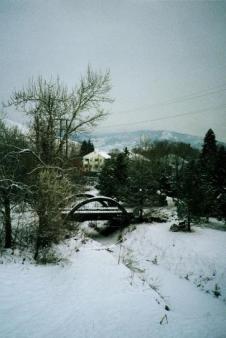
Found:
97,103 -> 226,130
113,84 -> 226,115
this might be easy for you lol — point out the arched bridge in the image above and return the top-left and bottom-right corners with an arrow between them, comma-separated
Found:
64,196 -> 133,222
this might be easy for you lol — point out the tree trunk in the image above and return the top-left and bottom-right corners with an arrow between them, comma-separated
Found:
3,194 -> 12,248
34,212 -> 46,260
34,234 -> 41,260
187,209 -> 191,232
138,207 -> 143,222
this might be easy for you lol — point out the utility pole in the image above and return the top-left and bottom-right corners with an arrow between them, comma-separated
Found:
57,118 -> 69,158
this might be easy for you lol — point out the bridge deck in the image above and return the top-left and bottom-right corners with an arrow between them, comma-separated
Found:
63,208 -> 133,221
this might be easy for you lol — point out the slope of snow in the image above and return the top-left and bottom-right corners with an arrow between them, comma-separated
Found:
0,223 -> 226,338
119,222 -> 226,302
0,240 -> 168,338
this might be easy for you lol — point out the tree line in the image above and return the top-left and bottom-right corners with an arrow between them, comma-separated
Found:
177,129 -> 226,229
98,130 -> 226,229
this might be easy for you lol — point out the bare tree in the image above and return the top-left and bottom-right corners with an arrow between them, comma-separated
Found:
7,66 -> 112,164
4,67 -> 112,257
0,120 -> 30,248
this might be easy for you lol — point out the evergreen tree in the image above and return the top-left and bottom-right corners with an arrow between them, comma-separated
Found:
215,145 -> 226,220
127,158 -> 159,219
177,160 -> 203,231
199,129 -> 218,219
97,151 -> 129,200
97,158 -> 117,197
80,139 -> 94,157
98,151 -> 159,219
200,129 -> 217,174
88,139 -> 94,153
216,145 -> 226,193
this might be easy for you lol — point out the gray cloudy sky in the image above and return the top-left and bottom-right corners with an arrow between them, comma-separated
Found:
0,0 -> 226,140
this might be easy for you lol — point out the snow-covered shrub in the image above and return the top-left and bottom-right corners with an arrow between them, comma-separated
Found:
33,169 -> 71,260
35,247 -> 61,265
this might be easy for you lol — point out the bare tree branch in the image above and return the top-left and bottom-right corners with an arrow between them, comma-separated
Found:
5,66 -> 113,164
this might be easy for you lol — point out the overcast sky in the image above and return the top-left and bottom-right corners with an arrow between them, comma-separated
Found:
0,0 -> 226,141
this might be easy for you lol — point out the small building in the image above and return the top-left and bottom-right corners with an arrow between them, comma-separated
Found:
83,150 -> 110,172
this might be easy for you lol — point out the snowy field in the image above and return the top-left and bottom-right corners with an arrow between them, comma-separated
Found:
0,221 -> 226,338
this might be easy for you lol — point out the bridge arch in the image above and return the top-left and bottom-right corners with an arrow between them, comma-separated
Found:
67,196 -> 129,219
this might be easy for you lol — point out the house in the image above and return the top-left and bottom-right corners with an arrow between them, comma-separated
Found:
83,150 -> 110,172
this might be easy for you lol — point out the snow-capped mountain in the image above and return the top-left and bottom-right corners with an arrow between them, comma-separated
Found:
4,120 -> 224,152
78,130 -> 205,151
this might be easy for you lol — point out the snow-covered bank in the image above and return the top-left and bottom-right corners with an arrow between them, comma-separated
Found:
1,224 -> 226,338
119,222 -> 226,302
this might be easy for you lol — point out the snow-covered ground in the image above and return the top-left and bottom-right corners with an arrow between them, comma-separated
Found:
1,220 -> 226,338
118,222 -> 226,302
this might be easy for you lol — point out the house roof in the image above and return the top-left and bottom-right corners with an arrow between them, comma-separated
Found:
83,150 -> 111,160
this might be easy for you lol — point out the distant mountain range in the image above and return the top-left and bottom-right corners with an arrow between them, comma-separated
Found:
77,130 -> 205,152
4,119 -> 225,152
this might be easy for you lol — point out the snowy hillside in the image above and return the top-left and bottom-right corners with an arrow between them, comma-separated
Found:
76,129 -> 205,152
1,219 -> 226,338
